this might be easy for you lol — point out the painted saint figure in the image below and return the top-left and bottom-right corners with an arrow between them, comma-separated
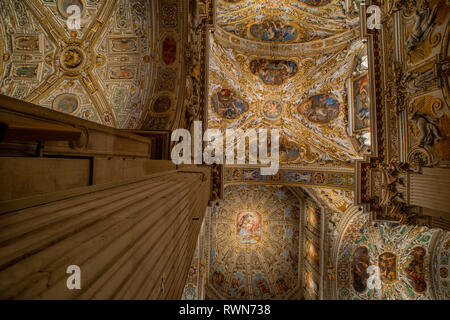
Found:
250,59 -> 298,85
236,211 -> 262,243
297,94 -> 340,124
211,88 -> 249,119
250,20 -> 297,42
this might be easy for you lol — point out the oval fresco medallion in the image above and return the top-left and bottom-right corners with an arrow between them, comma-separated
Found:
297,94 -> 340,124
352,246 -> 370,293
153,96 -> 172,113
250,59 -> 298,85
250,20 -> 297,42
211,88 -> 249,119
53,94 -> 80,114
406,247 -> 426,293
60,46 -> 86,73
162,36 -> 177,65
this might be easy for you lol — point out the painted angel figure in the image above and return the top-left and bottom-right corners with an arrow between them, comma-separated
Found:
406,1 -> 439,51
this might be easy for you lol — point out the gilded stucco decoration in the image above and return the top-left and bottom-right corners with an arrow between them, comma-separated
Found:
0,0 -> 192,131
209,0 -> 370,164
336,211 -> 448,300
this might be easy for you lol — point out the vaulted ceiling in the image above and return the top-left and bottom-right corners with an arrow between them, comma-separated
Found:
206,184 -> 303,299
208,0 -> 369,164
0,0 -> 189,131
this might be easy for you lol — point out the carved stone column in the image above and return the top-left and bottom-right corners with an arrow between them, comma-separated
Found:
0,166 -> 212,300
410,168 -> 450,217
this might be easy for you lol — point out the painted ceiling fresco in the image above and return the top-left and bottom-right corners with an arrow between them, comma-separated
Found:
336,212 -> 448,300
209,0 -> 369,164
217,0 -> 359,44
0,0 -> 184,129
206,185 -> 302,299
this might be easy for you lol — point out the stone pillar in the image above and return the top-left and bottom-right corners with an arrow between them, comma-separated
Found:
0,166 -> 211,300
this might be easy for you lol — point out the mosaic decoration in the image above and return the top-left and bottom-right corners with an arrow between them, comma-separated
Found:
224,167 -> 355,190
205,185 -> 301,299
337,213 -> 443,300
297,94 -> 340,124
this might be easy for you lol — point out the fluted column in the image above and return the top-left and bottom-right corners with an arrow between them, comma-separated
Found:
410,168 -> 450,218
0,166 -> 211,300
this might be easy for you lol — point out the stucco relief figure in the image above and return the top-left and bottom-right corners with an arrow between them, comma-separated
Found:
409,111 -> 442,147
401,68 -> 436,94
406,1 -> 438,51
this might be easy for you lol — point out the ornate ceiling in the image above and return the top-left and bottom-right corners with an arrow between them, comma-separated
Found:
0,0 -> 190,130
336,211 -> 448,300
208,0 -> 369,164
206,184 -> 302,299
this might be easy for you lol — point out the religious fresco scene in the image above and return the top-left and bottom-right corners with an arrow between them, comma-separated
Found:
0,0 -> 449,304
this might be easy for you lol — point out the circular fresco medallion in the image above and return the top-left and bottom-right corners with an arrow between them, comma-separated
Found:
52,94 -> 80,114
440,267 -> 448,278
263,100 -> 282,120
60,46 -> 86,73
153,96 -> 172,113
